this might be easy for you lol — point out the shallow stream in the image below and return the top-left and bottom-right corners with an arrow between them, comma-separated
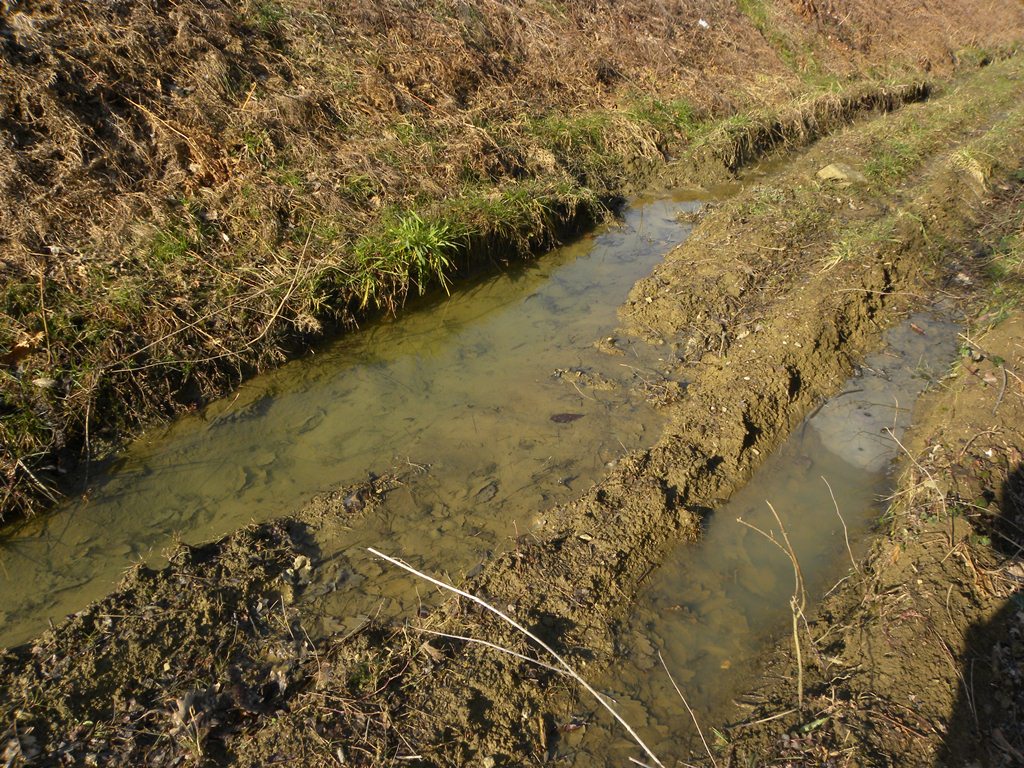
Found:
0,164 -> 964,768
0,188 -> 726,648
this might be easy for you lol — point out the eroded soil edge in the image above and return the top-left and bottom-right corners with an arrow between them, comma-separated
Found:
5,0 -> 1023,522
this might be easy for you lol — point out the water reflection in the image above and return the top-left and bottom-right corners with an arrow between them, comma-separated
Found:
0,192 -> 706,647
571,311 -> 960,765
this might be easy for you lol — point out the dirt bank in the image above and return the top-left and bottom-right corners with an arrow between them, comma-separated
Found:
3,0 -> 1024,521
5,54 -> 1024,767
721,314 -> 1024,767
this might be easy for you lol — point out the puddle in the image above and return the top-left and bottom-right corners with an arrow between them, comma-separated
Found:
564,310 -> 961,765
0,190 -> 720,648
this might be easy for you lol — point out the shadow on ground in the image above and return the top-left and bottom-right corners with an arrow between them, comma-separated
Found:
940,464 -> 1024,767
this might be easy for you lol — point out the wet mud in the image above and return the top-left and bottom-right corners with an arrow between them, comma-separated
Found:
723,312 -> 1024,767
568,310 -> 961,766
0,192 -> 709,648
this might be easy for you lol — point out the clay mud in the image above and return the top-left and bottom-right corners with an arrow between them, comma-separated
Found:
0,189 -> 723,648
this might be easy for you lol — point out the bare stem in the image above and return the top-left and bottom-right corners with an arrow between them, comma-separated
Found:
738,504 -> 807,710
822,475 -> 860,577
657,650 -> 718,767
368,547 -> 665,768
410,625 -> 566,677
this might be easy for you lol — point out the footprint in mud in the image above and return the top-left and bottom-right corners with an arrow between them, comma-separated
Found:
475,480 -> 499,503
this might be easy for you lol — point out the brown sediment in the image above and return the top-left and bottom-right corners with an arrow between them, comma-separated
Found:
715,168 -> 1024,767
720,308 -> 1024,767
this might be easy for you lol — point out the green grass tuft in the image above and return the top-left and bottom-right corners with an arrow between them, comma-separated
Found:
628,97 -> 701,138
354,211 -> 466,307
865,137 -> 924,182
736,0 -> 770,32
248,1 -> 286,32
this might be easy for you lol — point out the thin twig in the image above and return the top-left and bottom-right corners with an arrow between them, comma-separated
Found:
84,394 -> 92,485
410,626 -> 566,677
658,651 -> 717,767
994,364 -> 1007,414
38,270 -> 52,366
737,504 -> 807,710
367,548 -> 665,768
884,426 -> 948,520
248,225 -> 316,349
15,459 -> 59,503
822,475 -> 860,577
729,707 -> 799,730
768,501 -> 806,711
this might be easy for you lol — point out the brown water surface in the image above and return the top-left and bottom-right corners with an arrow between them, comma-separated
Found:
0,189 -> 717,647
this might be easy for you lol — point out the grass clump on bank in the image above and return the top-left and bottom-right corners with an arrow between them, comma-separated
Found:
2,0 -> 1024,521
353,211 -> 465,307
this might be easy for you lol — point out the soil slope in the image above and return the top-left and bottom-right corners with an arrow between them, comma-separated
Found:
723,309 -> 1024,767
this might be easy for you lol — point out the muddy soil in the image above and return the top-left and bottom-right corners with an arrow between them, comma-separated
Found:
4,56 -> 1024,768
721,310 -> 1024,767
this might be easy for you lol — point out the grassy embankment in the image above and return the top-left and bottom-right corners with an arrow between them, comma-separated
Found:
3,0 -> 1024,520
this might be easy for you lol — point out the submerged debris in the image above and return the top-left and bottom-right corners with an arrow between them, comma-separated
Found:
550,412 -> 585,423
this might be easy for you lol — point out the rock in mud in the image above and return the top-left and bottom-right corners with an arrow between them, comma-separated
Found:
816,162 -> 867,185
475,480 -> 499,503
284,555 -> 314,586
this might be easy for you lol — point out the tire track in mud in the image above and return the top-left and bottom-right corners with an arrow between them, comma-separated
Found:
374,61 -> 1024,763
6,60 -> 1024,768
721,313 -> 1024,767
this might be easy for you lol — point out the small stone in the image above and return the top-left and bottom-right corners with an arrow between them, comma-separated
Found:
550,412 -> 584,424
816,163 -> 867,185
31,377 -> 57,389
475,480 -> 499,502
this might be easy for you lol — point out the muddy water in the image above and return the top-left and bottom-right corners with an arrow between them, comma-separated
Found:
0,190 -> 729,648
568,311 -> 961,765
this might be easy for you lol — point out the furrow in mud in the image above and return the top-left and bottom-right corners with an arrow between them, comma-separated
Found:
625,57 -> 1024,357
722,317 -> 1024,767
